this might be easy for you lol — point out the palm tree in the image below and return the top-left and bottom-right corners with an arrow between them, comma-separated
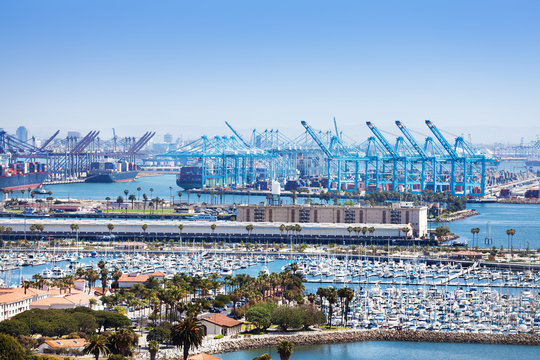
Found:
142,224 -> 148,240
171,317 -> 204,360
100,268 -> 109,295
22,280 -> 32,294
506,228 -> 516,257
129,194 -> 136,209
105,224 -> 115,245
105,197 -> 111,213
401,226 -> 410,240
110,328 -> 137,357
279,224 -> 285,239
83,334 -> 110,360
246,224 -> 254,241
277,340 -> 294,360
148,340 -> 159,360
137,187 -> 142,200
326,287 -> 337,328
337,287 -> 354,326
470,227 -> 480,247
178,224 -> 184,246
149,187 -> 154,199
143,193 -> 148,213
116,195 -> 124,211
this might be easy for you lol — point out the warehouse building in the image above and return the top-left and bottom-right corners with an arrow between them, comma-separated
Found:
235,203 -> 427,238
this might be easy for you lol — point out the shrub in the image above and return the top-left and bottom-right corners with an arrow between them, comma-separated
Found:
214,334 -> 224,339
147,322 -> 172,343
0,333 -> 26,360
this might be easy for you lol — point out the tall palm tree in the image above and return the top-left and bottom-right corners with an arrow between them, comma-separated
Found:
148,340 -> 159,360
470,227 -> 480,247
277,340 -> 294,360
142,224 -> 148,241
83,334 -> 110,360
171,317 -> 204,360
21,280 -> 32,294
178,224 -> 184,246
129,194 -> 137,209
506,228 -> 516,257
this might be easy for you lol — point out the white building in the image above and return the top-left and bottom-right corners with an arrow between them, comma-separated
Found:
200,313 -> 243,336
0,287 -> 49,321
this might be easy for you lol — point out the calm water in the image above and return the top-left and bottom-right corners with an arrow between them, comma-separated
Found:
218,341 -> 539,360
33,174 -> 292,204
446,203 -> 540,249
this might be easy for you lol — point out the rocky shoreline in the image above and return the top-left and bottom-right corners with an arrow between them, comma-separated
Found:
428,209 -> 480,223
141,329 -> 540,359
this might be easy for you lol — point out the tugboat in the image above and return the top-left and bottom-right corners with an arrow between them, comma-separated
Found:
85,159 -> 138,183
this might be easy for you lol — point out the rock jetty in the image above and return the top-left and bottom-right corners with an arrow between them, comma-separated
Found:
138,329 -> 540,359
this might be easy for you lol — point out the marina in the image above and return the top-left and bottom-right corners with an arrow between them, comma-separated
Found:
0,248 -> 538,334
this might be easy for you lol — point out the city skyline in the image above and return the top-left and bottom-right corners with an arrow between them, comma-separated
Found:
1,0 -> 539,144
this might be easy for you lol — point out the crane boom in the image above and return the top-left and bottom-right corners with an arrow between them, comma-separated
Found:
395,121 -> 428,160
38,130 -> 60,152
225,121 -> 250,148
425,120 -> 458,159
300,121 -> 334,159
366,122 -> 399,158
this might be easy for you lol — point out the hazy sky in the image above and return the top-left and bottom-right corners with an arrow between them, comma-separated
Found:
1,0 -> 539,144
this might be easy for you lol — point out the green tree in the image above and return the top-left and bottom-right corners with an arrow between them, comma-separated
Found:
271,306 -> 304,331
171,317 -> 204,360
246,304 -> 272,331
83,334 -> 110,360
277,340 -> 294,360
0,333 -> 26,360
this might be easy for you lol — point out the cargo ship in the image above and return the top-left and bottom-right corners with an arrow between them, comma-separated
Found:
0,155 -> 49,191
525,159 -> 540,167
85,160 -> 138,183
176,166 -> 204,190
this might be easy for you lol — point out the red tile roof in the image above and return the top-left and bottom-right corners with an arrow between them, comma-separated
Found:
44,338 -> 88,348
118,271 -> 166,283
201,313 -> 242,328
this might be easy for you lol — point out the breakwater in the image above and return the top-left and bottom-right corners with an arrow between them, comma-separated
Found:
428,209 -> 480,223
207,330 -> 540,354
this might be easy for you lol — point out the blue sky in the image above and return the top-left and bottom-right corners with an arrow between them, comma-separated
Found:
1,0 -> 539,144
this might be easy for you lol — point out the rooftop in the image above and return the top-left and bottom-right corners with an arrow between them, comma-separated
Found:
43,338 -> 88,348
201,313 -> 242,328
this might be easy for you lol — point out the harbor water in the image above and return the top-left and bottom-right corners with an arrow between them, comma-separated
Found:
26,174 -> 539,249
218,340 -> 539,360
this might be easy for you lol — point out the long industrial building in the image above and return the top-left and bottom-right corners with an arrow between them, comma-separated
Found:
0,217 -> 429,244
236,204 -> 428,238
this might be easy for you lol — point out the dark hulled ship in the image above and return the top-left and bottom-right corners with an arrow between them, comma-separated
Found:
0,155 -> 49,191
85,160 -> 138,183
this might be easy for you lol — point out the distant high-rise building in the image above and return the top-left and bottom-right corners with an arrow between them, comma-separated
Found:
16,126 -> 28,143
164,133 -> 173,143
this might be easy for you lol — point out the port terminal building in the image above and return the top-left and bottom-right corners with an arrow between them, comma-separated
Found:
0,214 -> 430,246
235,203 -> 428,238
